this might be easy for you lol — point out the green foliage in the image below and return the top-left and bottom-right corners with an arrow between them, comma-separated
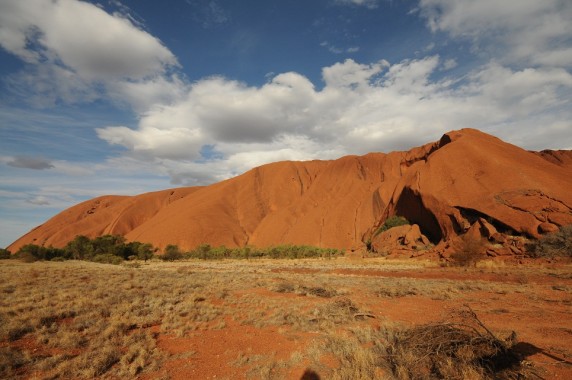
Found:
0,248 -> 11,259
374,216 -> 410,236
16,250 -> 38,263
162,244 -> 183,261
527,225 -> 572,258
15,244 -> 70,262
92,235 -> 127,256
11,236 -> 343,264
92,254 -> 123,265
131,242 -> 154,261
264,245 -> 341,259
65,235 -> 94,260
183,244 -> 344,260
15,235 -> 157,265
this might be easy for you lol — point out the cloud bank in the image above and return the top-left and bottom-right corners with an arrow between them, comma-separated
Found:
2,0 -> 572,190
96,53 -> 572,185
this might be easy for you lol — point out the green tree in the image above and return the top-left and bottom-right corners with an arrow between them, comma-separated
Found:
196,244 -> 211,260
0,248 -> 12,259
162,244 -> 182,261
129,242 -> 154,261
65,235 -> 94,260
92,235 -> 126,256
15,244 -> 42,262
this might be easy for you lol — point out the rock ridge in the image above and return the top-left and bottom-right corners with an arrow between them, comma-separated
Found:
8,128 -> 572,254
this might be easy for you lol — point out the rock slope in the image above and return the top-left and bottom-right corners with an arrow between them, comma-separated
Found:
8,129 -> 572,253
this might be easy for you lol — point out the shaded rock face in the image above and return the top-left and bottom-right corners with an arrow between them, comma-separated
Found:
8,129 -> 572,253
371,224 -> 430,254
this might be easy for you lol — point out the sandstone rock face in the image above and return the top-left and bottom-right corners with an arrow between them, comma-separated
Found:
8,129 -> 572,253
371,224 -> 430,254
533,150 -> 572,169
385,130 -> 572,242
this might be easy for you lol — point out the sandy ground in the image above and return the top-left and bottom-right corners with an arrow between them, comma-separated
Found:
1,257 -> 571,379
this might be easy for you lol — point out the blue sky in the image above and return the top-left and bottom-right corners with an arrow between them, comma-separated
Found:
1,0 -> 571,248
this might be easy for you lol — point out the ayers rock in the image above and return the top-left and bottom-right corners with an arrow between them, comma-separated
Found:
8,128 -> 572,254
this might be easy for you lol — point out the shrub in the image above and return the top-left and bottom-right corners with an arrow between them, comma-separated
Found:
381,306 -> 531,379
450,235 -> 485,267
15,251 -> 38,263
65,235 -> 155,261
132,242 -> 154,261
0,248 -> 11,259
162,244 -> 183,261
92,254 -> 123,265
527,225 -> 572,258
0,347 -> 30,378
65,235 -> 94,260
375,216 -> 410,236
15,244 -> 42,261
15,244 -> 71,261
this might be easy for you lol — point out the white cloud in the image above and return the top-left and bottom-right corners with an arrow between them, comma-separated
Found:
3,0 -> 571,194
464,64 -> 572,112
97,56 -> 572,186
107,74 -> 188,113
323,59 -> 388,88
419,0 -> 572,67
0,0 -> 177,79
0,0 -> 179,109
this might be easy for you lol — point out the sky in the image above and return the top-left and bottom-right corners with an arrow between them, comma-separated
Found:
1,0 -> 571,248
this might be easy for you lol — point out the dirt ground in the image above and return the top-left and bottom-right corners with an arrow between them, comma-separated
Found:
1,257 -> 571,379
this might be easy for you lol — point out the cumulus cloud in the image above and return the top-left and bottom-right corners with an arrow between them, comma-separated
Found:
3,0 -> 571,190
0,0 -> 180,108
419,0 -> 572,67
97,55 -> 572,185
7,156 -> 54,170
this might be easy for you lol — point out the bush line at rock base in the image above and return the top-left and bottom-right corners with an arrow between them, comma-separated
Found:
2,235 -> 344,264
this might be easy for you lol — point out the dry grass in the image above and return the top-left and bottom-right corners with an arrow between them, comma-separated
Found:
1,258 -> 570,379
450,236 -> 487,267
0,261 -> 225,378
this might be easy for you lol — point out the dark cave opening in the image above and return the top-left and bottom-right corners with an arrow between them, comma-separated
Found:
394,187 -> 443,244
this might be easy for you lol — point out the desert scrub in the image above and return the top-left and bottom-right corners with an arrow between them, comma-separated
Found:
0,346 -> 30,377
0,255 -> 564,379
380,307 -> 534,380
184,244 -> 345,260
0,261 -> 222,378
527,225 -> 572,258
450,235 -> 487,267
